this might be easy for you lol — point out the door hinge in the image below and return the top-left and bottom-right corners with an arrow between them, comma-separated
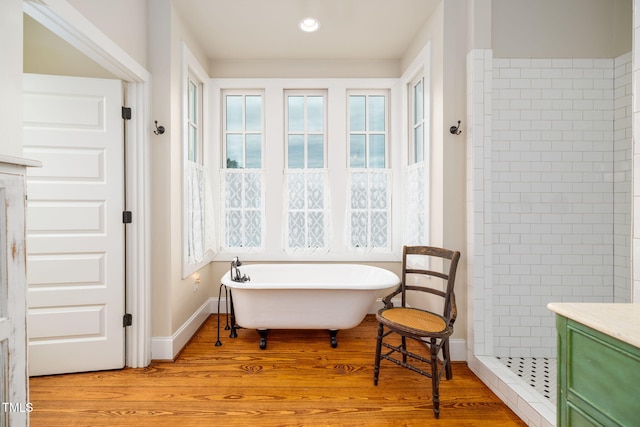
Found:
123,313 -> 133,327
123,211 -> 132,224
122,106 -> 132,120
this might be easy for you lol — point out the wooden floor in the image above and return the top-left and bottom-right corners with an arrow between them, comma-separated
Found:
29,315 -> 526,427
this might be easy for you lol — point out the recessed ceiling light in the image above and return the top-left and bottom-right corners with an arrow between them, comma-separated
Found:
299,17 -> 320,32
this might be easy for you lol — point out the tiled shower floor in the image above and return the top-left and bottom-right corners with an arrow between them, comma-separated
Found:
497,357 -> 557,404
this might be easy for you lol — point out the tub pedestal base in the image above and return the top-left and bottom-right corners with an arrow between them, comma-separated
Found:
329,330 -> 338,348
255,329 -> 340,349
258,329 -> 269,349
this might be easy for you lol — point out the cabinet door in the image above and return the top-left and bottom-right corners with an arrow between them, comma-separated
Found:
0,170 -> 29,427
557,315 -> 640,426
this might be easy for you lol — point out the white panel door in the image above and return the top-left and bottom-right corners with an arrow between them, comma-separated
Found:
23,74 -> 125,376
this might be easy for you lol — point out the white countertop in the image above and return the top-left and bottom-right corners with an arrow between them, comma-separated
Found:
547,303 -> 640,349
0,155 -> 41,168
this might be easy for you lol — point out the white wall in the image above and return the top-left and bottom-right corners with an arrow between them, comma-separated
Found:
66,0 -> 148,68
0,0 -> 24,158
492,0 -> 631,58
23,14 -> 117,78
396,1 -> 470,343
210,59 -> 400,78
147,0 -> 215,341
147,0 -> 173,340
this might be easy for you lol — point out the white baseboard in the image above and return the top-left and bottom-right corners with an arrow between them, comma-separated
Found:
151,296 -> 467,362
449,339 -> 466,362
151,298 -> 215,360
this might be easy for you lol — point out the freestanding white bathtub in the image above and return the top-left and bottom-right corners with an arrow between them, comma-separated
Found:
220,263 -> 400,349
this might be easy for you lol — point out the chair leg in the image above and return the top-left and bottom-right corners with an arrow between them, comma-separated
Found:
401,336 -> 407,364
373,322 -> 384,386
430,337 -> 440,419
443,338 -> 453,380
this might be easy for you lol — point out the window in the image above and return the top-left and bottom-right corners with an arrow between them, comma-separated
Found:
222,91 -> 265,250
224,94 -> 263,168
404,75 -> 428,246
346,91 -> 391,250
348,94 -> 387,169
284,91 -> 330,252
187,77 -> 202,163
212,79 -> 401,261
186,74 -> 206,263
411,78 -> 425,164
286,92 -> 326,169
182,44 -> 214,278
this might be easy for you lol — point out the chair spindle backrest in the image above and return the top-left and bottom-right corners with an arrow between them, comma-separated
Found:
400,246 -> 461,322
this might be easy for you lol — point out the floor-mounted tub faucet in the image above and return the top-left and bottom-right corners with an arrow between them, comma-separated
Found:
231,256 -> 250,282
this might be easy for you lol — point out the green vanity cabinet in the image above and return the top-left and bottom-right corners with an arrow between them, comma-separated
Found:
550,304 -> 640,427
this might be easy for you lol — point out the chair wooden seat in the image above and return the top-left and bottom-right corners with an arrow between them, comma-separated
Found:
373,245 -> 461,419
377,307 -> 448,335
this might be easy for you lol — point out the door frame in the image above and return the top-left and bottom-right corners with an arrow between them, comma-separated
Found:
24,0 -> 151,368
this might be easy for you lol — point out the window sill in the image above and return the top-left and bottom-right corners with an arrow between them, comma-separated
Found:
212,251 -> 401,263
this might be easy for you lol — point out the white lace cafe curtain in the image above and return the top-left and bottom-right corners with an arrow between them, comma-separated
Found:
283,169 -> 330,253
186,160 -> 215,264
403,161 -> 428,246
221,169 -> 265,251
346,169 -> 392,251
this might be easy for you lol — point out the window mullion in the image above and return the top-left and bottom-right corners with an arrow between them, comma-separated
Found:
367,172 -> 372,247
240,172 -> 245,247
304,174 -> 309,247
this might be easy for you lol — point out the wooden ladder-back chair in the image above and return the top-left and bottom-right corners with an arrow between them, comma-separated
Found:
373,245 -> 461,419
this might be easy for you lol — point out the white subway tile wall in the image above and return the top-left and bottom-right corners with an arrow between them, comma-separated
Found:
466,49 -> 494,357
491,56 -> 632,358
614,52 -> 633,303
468,38 -> 636,426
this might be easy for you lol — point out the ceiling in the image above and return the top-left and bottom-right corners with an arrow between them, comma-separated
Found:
173,0 -> 441,61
